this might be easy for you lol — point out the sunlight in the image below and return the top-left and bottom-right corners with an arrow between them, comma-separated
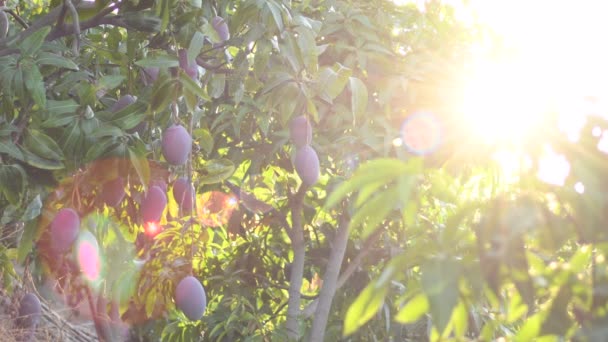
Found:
459,60 -> 548,145
537,146 -> 570,187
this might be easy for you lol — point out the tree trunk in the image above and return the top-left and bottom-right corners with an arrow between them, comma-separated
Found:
285,186 -> 307,340
309,212 -> 349,342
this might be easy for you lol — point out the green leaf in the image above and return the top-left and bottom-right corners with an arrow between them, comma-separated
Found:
318,63 -> 352,100
23,66 -> 46,108
21,194 -> 42,221
0,140 -> 25,161
85,138 -> 119,162
208,73 -> 226,99
194,128 -> 214,155
296,27 -> 318,72
349,77 -> 368,120
128,148 -> 151,189
180,70 -> 211,101
47,99 -> 79,115
150,78 -> 178,112
261,71 -> 292,94
343,279 -> 389,336
265,0 -> 284,32
23,129 -> 64,161
515,312 -> 542,341
350,186 -> 399,239
0,164 -> 26,205
19,26 -> 51,55
17,220 -> 39,263
187,31 -> 205,66
325,158 -> 412,209
36,52 -> 79,70
451,300 -> 468,338
395,293 -> 429,324
199,159 -> 235,185
113,267 -> 139,307
97,75 -> 125,91
135,55 -> 179,68
421,258 -> 460,334
19,147 -> 65,170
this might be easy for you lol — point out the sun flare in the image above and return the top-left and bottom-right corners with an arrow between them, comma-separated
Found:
442,0 -> 608,185
459,60 -> 549,145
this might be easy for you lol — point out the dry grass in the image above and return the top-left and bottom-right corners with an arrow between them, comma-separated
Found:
0,287 -> 98,342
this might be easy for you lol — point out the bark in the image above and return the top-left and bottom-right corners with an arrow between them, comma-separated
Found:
302,228 -> 382,318
308,211 -> 350,342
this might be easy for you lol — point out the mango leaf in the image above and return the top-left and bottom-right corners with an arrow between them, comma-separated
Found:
17,219 -> 39,263
23,129 -> 64,161
187,31 -> 205,66
36,52 -> 79,70
421,258 -> 460,334
135,55 -> 179,68
451,300 -> 469,338
296,26 -> 318,72
208,73 -> 226,99
193,128 -> 214,155
23,65 -> 46,108
150,78 -> 178,112
343,278 -> 389,336
325,158 -> 413,210
180,71 -> 211,101
349,77 -> 368,120
97,75 -> 126,91
113,267 -> 139,310
261,71 -> 292,94
19,26 -> 51,55
318,63 -> 352,100
395,293 -> 429,324
199,159 -> 235,185
21,194 -> 42,222
47,99 -> 79,115
85,138 -> 120,162
128,148 -> 151,189
515,312 -> 542,341
0,164 -> 26,205
264,0 -> 284,32
350,186 -> 399,239
0,140 -> 25,161
21,148 -> 65,170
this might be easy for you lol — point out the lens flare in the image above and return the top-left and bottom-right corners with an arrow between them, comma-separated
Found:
239,175 -> 274,214
144,221 -> 162,238
400,112 -> 442,155
75,231 -> 102,284
198,191 -> 237,226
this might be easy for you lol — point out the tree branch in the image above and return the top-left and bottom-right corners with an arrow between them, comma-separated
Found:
309,206 -> 350,342
0,1 -> 137,51
302,227 -> 382,318
7,10 -> 28,29
285,184 -> 307,340
65,0 -> 80,55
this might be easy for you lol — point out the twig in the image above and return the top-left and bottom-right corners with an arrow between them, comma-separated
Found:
84,285 -> 105,342
55,2 -> 68,31
7,10 -> 28,29
65,0 -> 80,55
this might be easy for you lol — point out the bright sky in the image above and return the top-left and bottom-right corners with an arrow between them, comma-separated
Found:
398,0 -> 608,188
